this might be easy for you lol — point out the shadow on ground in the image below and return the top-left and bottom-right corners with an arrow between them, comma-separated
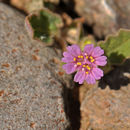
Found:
99,59 -> 130,90
62,82 -> 80,130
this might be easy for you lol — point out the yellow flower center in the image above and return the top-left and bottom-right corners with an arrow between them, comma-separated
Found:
91,59 -> 95,62
77,62 -> 82,65
86,65 -> 91,70
73,58 -> 76,61
86,71 -> 88,74
83,65 -> 86,67
78,55 -> 83,58
86,56 -> 88,59
89,56 -> 95,63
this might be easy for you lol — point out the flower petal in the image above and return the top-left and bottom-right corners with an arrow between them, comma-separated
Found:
62,57 -> 74,63
86,73 -> 96,84
91,47 -> 104,57
84,44 -> 94,55
63,52 -> 71,57
95,56 -> 107,66
92,68 -> 103,80
67,44 -> 81,56
74,71 -> 86,84
95,56 -> 107,61
95,61 -> 107,66
62,63 -> 76,74
62,51 -> 75,63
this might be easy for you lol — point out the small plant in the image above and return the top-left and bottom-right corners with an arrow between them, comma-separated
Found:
62,44 -> 107,84
62,29 -> 130,84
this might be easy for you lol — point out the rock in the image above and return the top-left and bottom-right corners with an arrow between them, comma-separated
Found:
10,0 -> 44,13
80,60 -> 130,130
79,82 -> 98,104
80,85 -> 130,130
10,0 -> 59,14
75,0 -> 130,38
0,3 -> 72,129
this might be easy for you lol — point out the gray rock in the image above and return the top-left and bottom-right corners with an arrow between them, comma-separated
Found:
75,0 -> 130,38
0,3 -> 72,130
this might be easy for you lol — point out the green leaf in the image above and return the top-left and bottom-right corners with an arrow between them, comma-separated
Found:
99,29 -> 130,66
25,8 -> 63,45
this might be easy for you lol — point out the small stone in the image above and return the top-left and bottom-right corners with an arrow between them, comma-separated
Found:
30,122 -> 36,128
2,63 -> 10,68
32,54 -> 40,61
0,90 -> 4,97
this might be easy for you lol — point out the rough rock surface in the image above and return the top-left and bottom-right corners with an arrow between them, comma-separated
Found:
0,3 -> 72,130
80,60 -> 130,130
75,0 -> 130,38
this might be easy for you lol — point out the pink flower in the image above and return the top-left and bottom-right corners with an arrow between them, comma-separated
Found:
62,44 -> 107,84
